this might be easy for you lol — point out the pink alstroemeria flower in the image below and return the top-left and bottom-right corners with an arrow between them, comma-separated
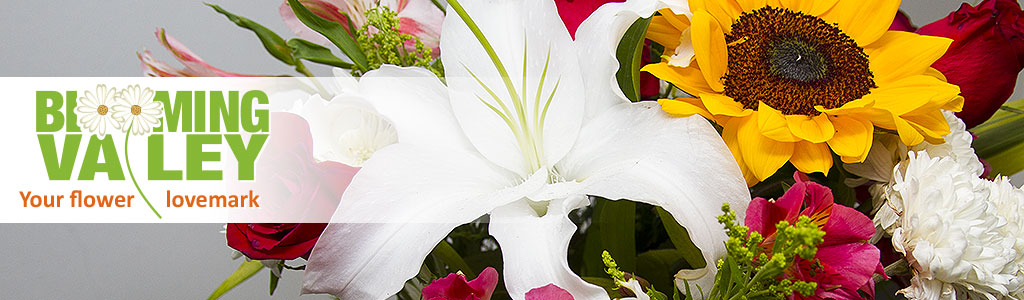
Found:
422,267 -> 500,300
279,0 -> 443,55
525,284 -> 575,300
746,172 -> 885,300
138,28 -> 257,77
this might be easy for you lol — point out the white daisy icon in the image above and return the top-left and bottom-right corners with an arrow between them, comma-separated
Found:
113,85 -> 163,135
75,84 -> 121,138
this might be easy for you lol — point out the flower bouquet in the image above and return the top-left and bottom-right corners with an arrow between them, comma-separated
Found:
141,0 -> 1024,299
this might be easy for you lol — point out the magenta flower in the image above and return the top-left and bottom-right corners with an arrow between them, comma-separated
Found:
553,0 -> 622,39
422,267 -> 499,300
745,172 -> 884,300
137,28 -> 257,77
525,284 -> 575,300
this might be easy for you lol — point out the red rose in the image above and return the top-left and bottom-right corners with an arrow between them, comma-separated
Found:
889,11 -> 916,32
226,113 -> 358,260
916,0 -> 1024,128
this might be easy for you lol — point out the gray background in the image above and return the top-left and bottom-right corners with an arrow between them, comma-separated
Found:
0,0 -> 1021,299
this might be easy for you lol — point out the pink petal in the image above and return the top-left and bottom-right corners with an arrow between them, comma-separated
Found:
467,267 -> 499,300
525,284 -> 575,300
821,205 -> 876,245
421,267 -> 499,300
815,243 -> 882,293
553,0 -> 624,39
151,28 -> 256,77
278,0 -> 356,45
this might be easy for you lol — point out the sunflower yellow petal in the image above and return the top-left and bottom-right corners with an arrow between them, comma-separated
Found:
701,93 -> 752,117
659,98 -> 714,120
892,113 -> 926,146
647,10 -> 691,50
924,67 -> 947,82
865,75 -> 960,116
757,102 -> 800,142
642,63 -> 715,96
826,115 -> 873,163
690,10 -> 728,92
647,16 -> 684,50
779,0 -> 839,16
737,0 -> 767,12
786,113 -> 835,143
943,95 -> 965,112
820,0 -> 900,46
865,31 -> 953,84
903,110 -> 951,144
735,114 -> 794,181
691,0 -> 742,33
816,97 -> 874,115
790,141 -> 833,175
721,118 -> 761,186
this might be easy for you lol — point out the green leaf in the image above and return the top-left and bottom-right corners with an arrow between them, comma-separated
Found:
973,98 -> 1024,176
615,16 -> 652,102
431,240 -> 476,278
636,249 -> 689,294
208,260 -> 264,300
656,208 -> 706,269
599,198 -> 637,272
288,38 -> 355,69
286,0 -> 368,71
206,3 -> 295,66
581,276 -> 619,297
268,268 -> 280,296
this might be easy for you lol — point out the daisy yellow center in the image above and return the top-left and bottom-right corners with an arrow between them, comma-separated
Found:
723,7 -> 875,116
97,105 -> 109,116
131,105 -> 142,115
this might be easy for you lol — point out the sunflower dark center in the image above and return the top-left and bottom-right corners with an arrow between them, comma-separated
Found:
723,7 -> 875,115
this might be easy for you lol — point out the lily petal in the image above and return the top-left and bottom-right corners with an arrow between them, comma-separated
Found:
302,144 -> 547,299
574,0 -> 664,118
490,197 -> 609,300
359,66 -> 476,153
557,101 -> 750,293
441,0 -> 586,176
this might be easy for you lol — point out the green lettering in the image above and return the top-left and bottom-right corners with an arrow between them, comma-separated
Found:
225,134 -> 267,180
36,91 -> 64,132
242,90 -> 269,132
37,134 -> 80,180
154,91 -> 192,132
210,91 -> 239,132
186,134 -> 221,180
79,135 -> 124,180
147,135 -> 182,180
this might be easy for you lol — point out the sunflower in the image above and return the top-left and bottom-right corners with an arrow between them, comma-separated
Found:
643,0 -> 964,186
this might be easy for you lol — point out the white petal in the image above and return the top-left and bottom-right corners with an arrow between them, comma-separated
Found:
441,0 -> 585,176
303,143 -> 545,298
489,197 -> 610,300
573,0 -> 664,118
556,101 -> 749,292
359,66 -> 476,153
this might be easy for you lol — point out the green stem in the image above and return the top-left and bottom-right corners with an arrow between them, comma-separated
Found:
124,125 -> 162,219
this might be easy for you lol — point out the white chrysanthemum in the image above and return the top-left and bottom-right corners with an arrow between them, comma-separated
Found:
890,152 -> 1018,300
984,177 -> 1024,298
297,94 -> 397,167
112,85 -> 163,135
845,111 -> 982,235
75,84 -> 122,137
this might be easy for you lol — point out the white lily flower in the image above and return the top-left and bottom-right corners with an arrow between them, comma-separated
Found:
301,0 -> 749,299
